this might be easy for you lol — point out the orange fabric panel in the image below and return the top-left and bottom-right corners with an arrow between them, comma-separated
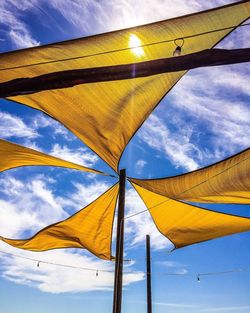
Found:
1,2 -> 249,170
0,184 -> 119,260
132,183 -> 250,249
0,139 -> 108,175
130,148 -> 250,204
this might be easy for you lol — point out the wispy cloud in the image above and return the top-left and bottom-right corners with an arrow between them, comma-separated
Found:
138,114 -> 201,171
169,65 -> 250,156
155,260 -> 188,275
0,111 -> 38,139
200,306 -> 250,312
154,301 -> 199,308
0,174 -> 143,293
50,143 -> 99,167
58,180 -> 112,210
0,175 -> 67,237
137,63 -> 250,172
44,0 -> 237,36
0,246 -> 144,293
0,175 -> 111,238
135,159 -> 147,174
124,187 -> 173,251
0,0 -> 39,49
32,114 -> 76,141
1,0 -> 241,51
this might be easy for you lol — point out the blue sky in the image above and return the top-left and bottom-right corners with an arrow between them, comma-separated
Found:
0,1 -> 250,313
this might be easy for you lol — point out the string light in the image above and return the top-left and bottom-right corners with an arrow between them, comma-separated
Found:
0,250 -> 249,279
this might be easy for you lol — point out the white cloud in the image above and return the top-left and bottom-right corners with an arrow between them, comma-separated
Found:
155,260 -> 188,275
8,29 -> 39,49
0,247 -> 144,293
136,64 -> 250,172
57,180 -> 112,210
138,114 -> 201,171
44,0 -> 238,36
20,139 -> 42,151
1,0 -> 241,52
0,175 -> 112,239
124,187 -> 173,251
0,1 -> 39,49
169,66 -> 250,155
0,199 -> 37,238
135,159 -> 147,174
0,111 -> 38,139
32,114 -> 76,141
200,306 -> 250,312
50,143 -> 99,167
154,302 -> 199,308
0,175 -> 67,237
0,175 -> 144,293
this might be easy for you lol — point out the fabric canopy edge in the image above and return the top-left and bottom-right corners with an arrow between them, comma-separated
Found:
3,98 -> 120,174
0,0 -> 247,58
0,138 -> 115,177
128,147 -> 250,181
129,180 -> 178,250
0,182 -> 119,260
130,181 -> 250,250
116,71 -> 187,173
116,16 -> 250,173
2,3 -> 249,173
130,180 -> 250,221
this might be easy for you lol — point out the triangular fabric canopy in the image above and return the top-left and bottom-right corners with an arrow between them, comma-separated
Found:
1,1 -> 249,171
0,139 -> 108,176
132,183 -> 250,249
0,183 -> 119,260
130,148 -> 250,204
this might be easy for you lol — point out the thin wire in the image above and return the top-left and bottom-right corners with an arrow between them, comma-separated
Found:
0,250 -> 112,273
157,268 -> 250,277
125,156 -> 249,220
0,250 -> 135,274
0,250 -> 249,277
1,22 -> 250,72
198,268 -> 250,277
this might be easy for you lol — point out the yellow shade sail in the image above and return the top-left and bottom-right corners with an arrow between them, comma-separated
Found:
0,183 -> 119,260
1,1 -> 249,171
132,183 -> 250,249
130,148 -> 250,204
0,139 -> 107,176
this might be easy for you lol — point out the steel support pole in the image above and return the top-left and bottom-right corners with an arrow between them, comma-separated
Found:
113,169 -> 126,313
146,235 -> 152,313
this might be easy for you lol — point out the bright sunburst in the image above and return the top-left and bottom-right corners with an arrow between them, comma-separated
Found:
129,34 -> 144,57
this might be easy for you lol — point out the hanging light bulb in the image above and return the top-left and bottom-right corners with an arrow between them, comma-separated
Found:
96,270 -> 99,277
197,274 -> 201,282
37,261 -> 40,268
173,38 -> 184,57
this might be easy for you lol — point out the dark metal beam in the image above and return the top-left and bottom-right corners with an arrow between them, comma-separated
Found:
146,235 -> 152,313
1,48 -> 250,97
113,169 -> 126,313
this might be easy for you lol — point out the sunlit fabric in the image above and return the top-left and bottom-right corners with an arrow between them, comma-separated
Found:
1,2 -> 249,171
132,183 -> 250,249
130,148 -> 250,204
0,184 -> 119,260
0,139 -> 107,176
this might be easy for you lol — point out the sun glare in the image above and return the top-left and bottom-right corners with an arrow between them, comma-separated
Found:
129,34 -> 144,57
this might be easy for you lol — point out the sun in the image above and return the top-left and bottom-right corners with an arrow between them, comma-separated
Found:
129,34 -> 144,57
